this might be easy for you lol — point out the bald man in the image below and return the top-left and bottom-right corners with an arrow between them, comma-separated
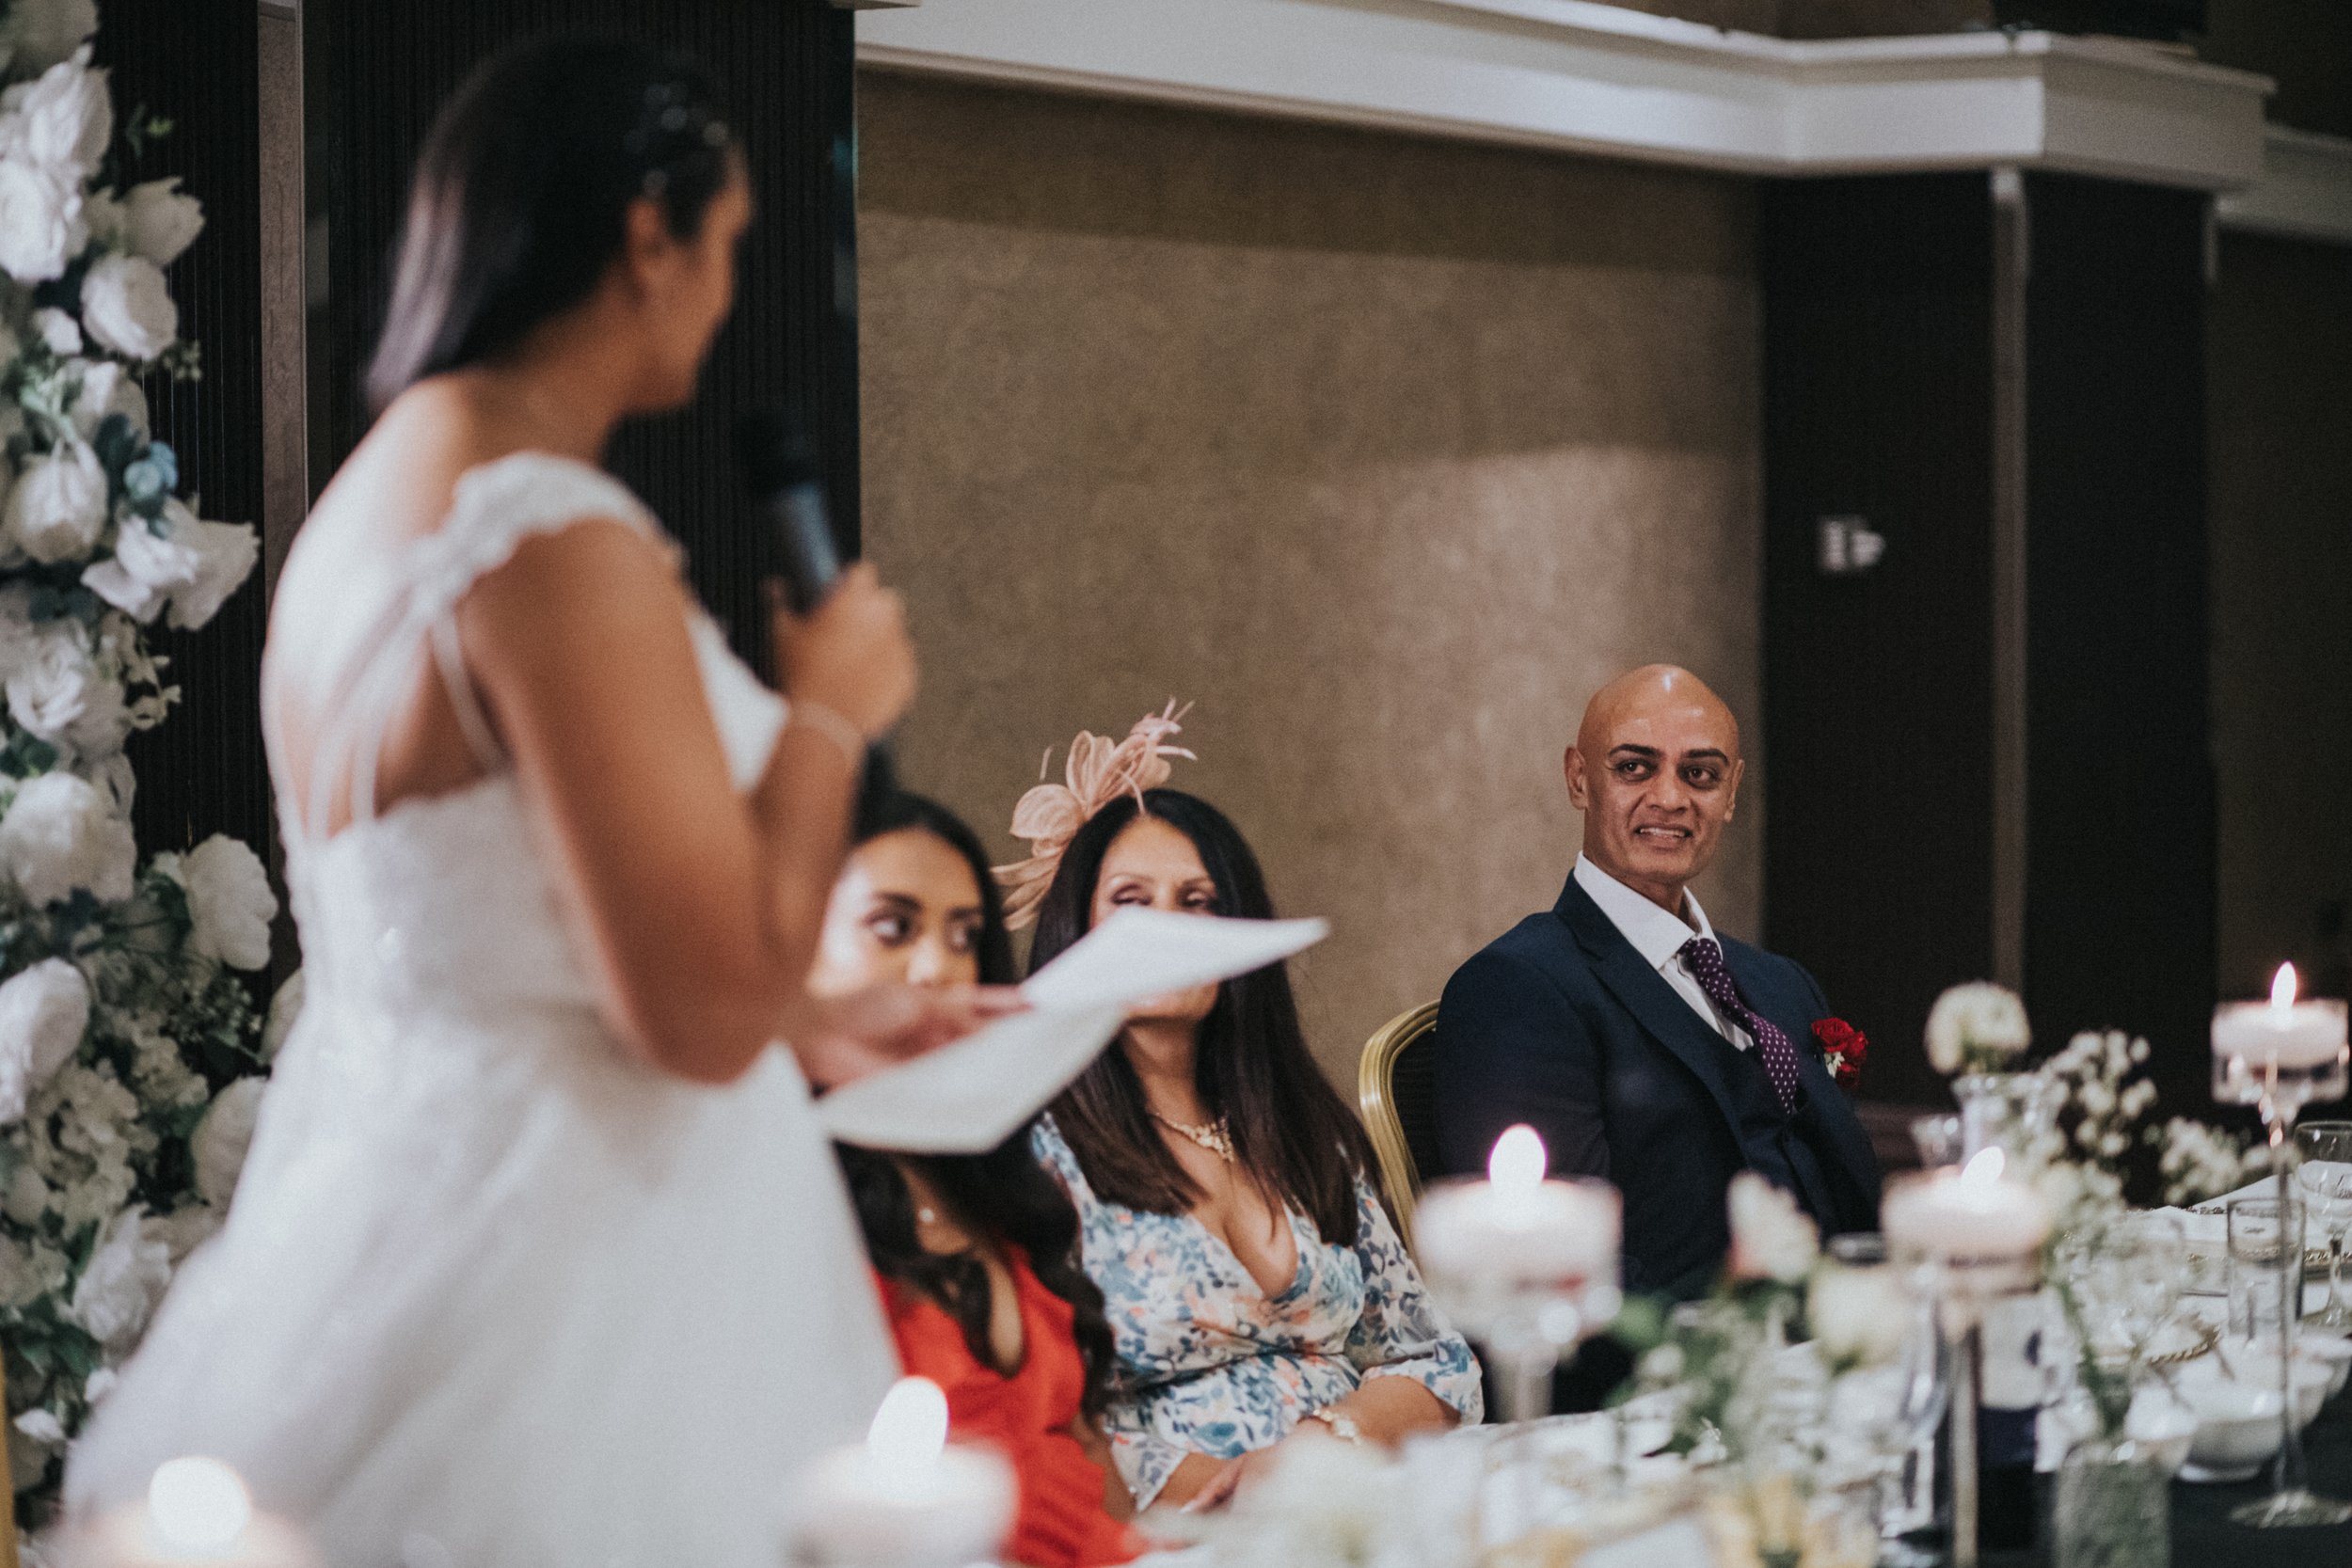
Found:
1433,666 -> 1881,1305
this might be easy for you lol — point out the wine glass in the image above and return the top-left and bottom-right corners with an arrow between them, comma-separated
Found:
1823,1235 -> 1949,1567
2211,969 -> 2351,1528
2295,1121 -> 2352,1334
2055,1213 -> 2185,1428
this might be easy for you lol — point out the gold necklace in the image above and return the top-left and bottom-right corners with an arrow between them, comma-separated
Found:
1150,1109 -> 1235,1164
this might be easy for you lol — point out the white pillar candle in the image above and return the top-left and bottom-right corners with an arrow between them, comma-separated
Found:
58,1458 -> 318,1568
1414,1125 -> 1620,1288
2212,963 -> 2349,1071
787,1378 -> 1016,1568
1882,1148 -> 2052,1267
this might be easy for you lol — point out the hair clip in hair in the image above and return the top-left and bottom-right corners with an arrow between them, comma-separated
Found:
993,701 -> 1196,929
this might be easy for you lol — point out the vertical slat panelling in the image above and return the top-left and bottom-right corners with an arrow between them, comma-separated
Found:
97,0 -> 270,863
2022,172 -> 2215,1115
1760,174 -> 1997,1112
308,0 -> 858,678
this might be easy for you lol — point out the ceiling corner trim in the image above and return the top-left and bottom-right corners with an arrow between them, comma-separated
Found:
856,0 -> 2282,198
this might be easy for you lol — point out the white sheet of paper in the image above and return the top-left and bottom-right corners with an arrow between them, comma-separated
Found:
817,909 -> 1328,1153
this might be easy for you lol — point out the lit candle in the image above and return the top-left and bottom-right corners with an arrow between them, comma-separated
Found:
1881,1148 -> 2052,1268
2213,963 -> 2349,1071
1414,1126 -> 1620,1290
786,1378 -> 1016,1568
58,1458 -> 318,1567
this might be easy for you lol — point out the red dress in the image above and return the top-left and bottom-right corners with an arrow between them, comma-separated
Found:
881,1253 -> 1141,1568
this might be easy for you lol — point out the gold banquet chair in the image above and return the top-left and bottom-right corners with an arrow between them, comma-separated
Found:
1357,1001 -> 1443,1252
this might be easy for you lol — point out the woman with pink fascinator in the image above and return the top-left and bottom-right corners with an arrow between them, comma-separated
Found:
1006,706 -> 1481,1514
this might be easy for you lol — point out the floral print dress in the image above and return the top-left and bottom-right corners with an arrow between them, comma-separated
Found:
1032,1117 -> 1483,1507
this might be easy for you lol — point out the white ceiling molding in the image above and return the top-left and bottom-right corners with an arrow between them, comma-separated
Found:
2215,127 -> 2352,245
859,0 -> 2305,200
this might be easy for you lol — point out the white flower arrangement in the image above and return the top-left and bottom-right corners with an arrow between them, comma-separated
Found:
0,0 -> 274,1528
1924,980 -> 2033,1076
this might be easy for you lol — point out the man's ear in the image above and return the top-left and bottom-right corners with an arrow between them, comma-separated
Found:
1723,756 -> 1745,821
1564,744 -> 1589,811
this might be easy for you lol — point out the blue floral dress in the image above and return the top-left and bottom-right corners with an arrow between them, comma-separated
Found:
1032,1117 -> 1482,1506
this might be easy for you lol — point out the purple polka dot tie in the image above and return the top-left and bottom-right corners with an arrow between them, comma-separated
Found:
1680,936 -> 1803,1117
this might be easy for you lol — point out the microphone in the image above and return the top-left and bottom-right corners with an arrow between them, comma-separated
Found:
735,408 -> 898,811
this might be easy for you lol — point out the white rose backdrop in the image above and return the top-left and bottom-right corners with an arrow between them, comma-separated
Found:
0,0 -> 273,1528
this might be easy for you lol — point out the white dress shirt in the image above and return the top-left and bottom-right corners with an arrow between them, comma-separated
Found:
1572,854 -> 1754,1052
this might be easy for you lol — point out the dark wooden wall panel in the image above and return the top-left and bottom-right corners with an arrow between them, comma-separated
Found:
306,0 -> 860,676
1761,174 -> 1997,1111
98,0 -> 271,863
2021,172 -> 2215,1111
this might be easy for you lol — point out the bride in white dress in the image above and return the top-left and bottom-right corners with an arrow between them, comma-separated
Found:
64,39 -> 1014,1567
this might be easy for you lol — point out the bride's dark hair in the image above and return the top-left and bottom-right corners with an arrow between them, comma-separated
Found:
831,793 -> 1115,1417
1027,789 -> 1376,1246
366,36 -> 739,411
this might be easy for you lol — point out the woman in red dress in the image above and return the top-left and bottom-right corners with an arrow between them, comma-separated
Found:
816,792 -> 1141,1568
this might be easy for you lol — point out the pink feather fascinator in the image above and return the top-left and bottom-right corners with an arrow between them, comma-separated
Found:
994,700 -> 1196,930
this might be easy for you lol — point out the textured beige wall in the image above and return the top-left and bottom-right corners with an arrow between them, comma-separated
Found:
857,75 -> 1765,1082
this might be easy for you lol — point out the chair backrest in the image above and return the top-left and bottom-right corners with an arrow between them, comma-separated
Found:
1358,1001 -> 1442,1250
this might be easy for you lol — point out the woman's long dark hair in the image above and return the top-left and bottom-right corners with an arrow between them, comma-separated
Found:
1029,789 -> 1375,1246
832,793 -> 1115,1417
367,36 -> 739,411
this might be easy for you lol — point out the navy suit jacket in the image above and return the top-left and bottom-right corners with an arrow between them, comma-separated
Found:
1433,876 -> 1882,1302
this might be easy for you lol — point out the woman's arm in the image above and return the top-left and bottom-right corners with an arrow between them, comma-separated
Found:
462,527 -> 1006,1083
1336,1177 -> 1486,1428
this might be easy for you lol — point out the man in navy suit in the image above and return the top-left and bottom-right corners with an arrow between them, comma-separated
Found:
1435,665 -> 1881,1304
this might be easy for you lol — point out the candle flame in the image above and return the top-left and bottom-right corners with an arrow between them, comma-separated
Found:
866,1376 -> 948,1470
2273,962 -> 2299,1011
1960,1147 -> 2006,1186
1489,1124 -> 1546,1194
147,1457 -> 251,1555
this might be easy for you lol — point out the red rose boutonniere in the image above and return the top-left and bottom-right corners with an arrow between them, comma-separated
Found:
1813,1018 -> 1867,1086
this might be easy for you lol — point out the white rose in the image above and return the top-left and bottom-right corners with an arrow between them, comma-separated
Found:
147,1202 -> 222,1263
1925,981 -> 2032,1075
71,356 -> 150,439
3,0 -> 100,76
119,177 -> 201,266
11,1408 -> 64,1446
3,617 -> 97,741
81,182 -> 122,245
0,152 -> 87,283
67,1205 -> 172,1349
1726,1170 -> 1819,1284
261,968 -> 304,1062
3,1162 -> 52,1226
79,253 -> 176,361
0,52 -> 112,176
1809,1261 -> 1913,1370
83,499 -> 203,622
77,750 -> 136,814
191,1076 -> 266,1207
4,438 -> 107,562
0,768 -> 136,906
183,834 -> 276,971
166,518 -> 258,631
0,958 -> 89,1124
83,1366 -> 118,1406
30,305 -> 79,355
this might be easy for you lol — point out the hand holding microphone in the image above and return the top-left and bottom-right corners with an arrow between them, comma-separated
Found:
737,410 -> 911,789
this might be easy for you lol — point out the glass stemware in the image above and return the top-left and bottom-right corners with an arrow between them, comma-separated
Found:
2212,989 -> 2352,1529
2295,1120 -> 2352,1333
1823,1235 -> 1949,1568
2055,1213 -> 2185,1434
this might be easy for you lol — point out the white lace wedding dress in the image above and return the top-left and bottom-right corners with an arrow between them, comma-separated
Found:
66,454 -> 897,1568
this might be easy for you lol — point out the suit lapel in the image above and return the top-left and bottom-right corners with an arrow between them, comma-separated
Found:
1555,881 -> 1751,1147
